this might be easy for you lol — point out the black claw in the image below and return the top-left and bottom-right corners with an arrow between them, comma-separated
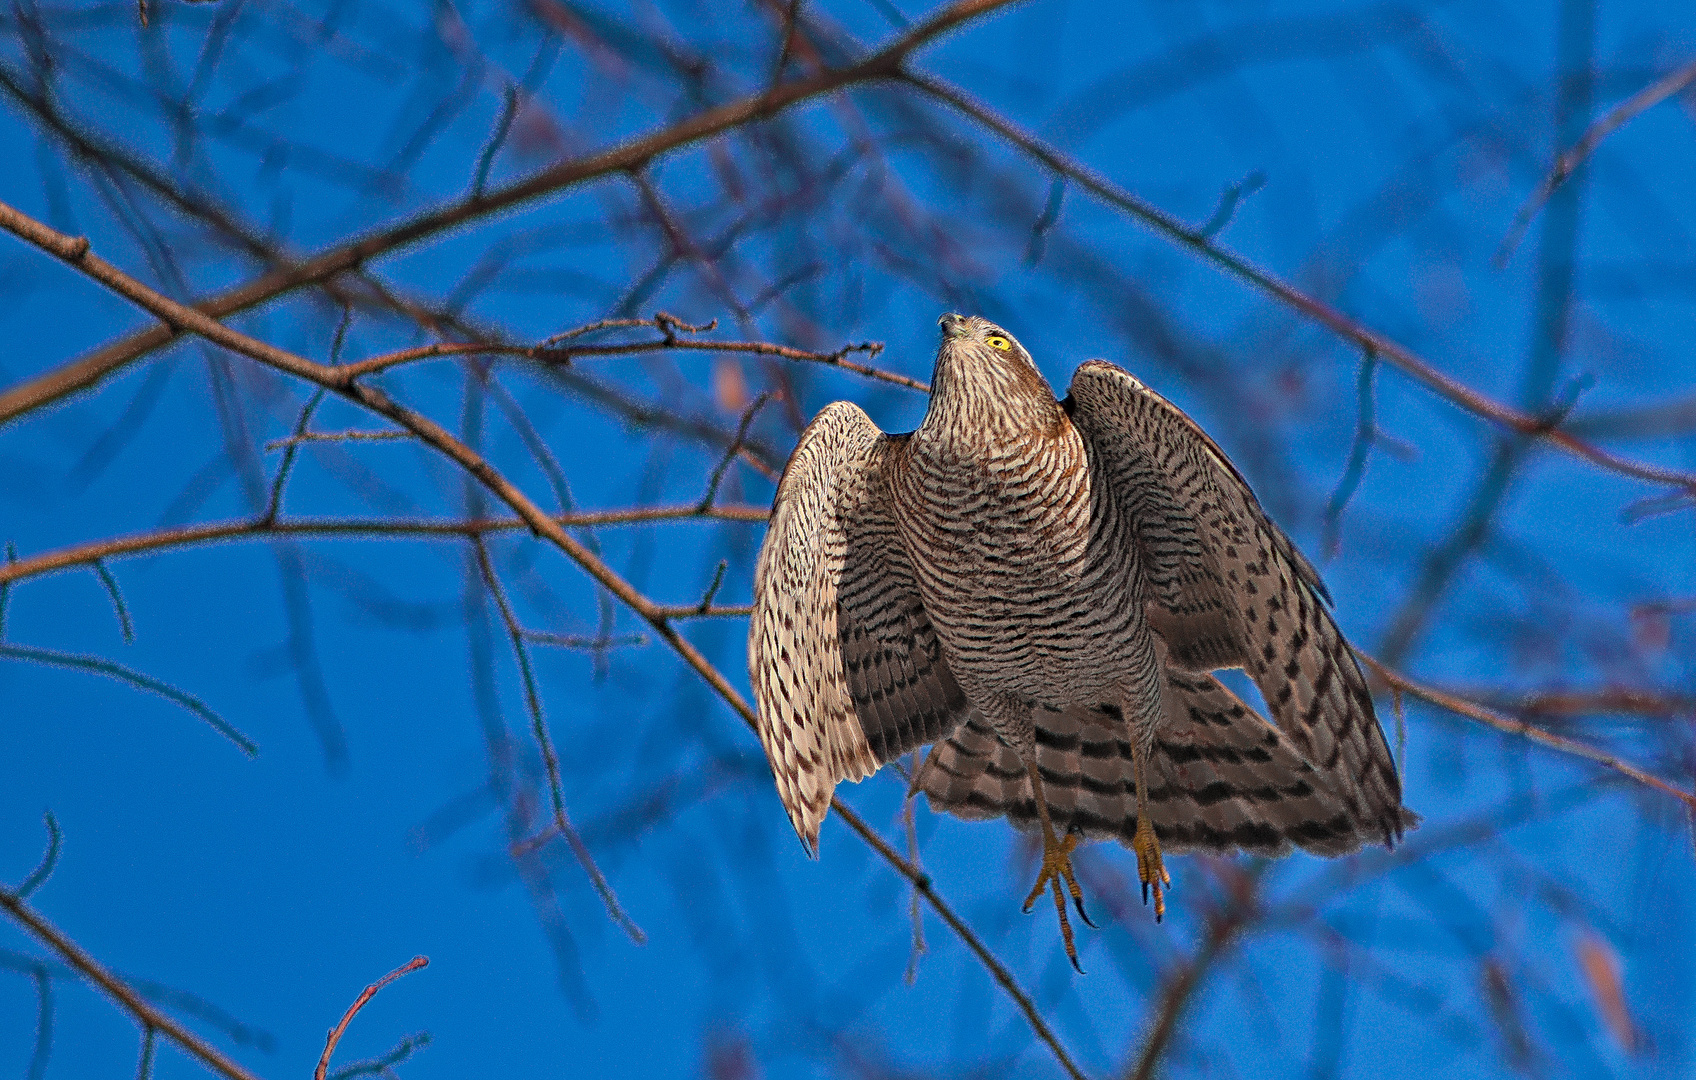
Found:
1073,893 -> 1098,929
1141,881 -> 1150,905
1022,898 -> 1036,915
1069,952 -> 1086,976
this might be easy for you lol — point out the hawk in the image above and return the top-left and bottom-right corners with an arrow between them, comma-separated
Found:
748,313 -> 1415,968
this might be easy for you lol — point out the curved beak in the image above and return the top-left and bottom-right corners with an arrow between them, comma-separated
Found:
938,312 -> 969,340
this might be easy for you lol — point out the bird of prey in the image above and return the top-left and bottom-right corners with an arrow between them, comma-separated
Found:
748,312 -> 1416,968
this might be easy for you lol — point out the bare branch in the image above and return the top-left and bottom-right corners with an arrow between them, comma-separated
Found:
1358,652 -> 1696,812
0,891 -> 266,1080
0,0 -> 1010,426
314,956 -> 428,1080
1497,57 -> 1696,266
902,71 -> 1696,501
0,505 -> 770,590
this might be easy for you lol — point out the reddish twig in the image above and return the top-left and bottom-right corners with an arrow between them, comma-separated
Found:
0,505 -> 769,590
314,956 -> 428,1080
0,197 -> 1086,1079
1357,652 -> 1696,812
0,0 -> 1008,427
902,70 -> 1696,501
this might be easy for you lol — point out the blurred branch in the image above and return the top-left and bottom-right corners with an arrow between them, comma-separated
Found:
0,504 -> 769,589
0,891 -> 265,1080
472,537 -> 645,944
0,197 -> 1086,1079
0,643 -> 257,756
902,71 -> 1696,501
1126,866 -> 1258,1080
15,813 -> 62,901
1358,653 -> 1696,812
1497,56 -> 1696,267
314,957 -> 428,1080
1473,688 -> 1696,720
0,0 -> 1008,427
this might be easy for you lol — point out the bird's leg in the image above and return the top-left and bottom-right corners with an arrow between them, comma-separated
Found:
1129,734 -> 1170,921
1019,760 -> 1095,972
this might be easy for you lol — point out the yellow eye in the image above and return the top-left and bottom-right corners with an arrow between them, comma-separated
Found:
985,335 -> 1011,351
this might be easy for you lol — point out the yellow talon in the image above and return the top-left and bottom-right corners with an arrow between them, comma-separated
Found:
1131,817 -> 1170,922
1022,830 -> 1094,972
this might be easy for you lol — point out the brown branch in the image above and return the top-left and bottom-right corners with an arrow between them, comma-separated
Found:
471,537 -> 645,944
1357,652 -> 1696,812
0,505 -> 769,589
314,956 -> 428,1080
651,603 -> 753,620
836,800 -> 1090,1080
1497,56 -> 1696,267
0,195 -> 1085,1079
331,324 -> 921,392
0,0 -> 1006,427
0,890 -> 265,1080
1474,688 -> 1696,720
902,71 -> 1696,500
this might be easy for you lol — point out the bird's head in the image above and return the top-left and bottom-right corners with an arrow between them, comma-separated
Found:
928,313 -> 1057,428
936,312 -> 1038,372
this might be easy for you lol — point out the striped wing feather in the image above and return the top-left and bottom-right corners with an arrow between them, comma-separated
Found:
1064,361 -> 1413,847
749,405 -> 970,854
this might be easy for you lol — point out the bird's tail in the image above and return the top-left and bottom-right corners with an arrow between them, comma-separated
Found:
918,670 -> 1417,857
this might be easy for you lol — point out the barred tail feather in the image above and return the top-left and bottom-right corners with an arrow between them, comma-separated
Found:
919,671 -> 1416,857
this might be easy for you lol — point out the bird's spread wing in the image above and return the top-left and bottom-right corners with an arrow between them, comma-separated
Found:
1065,361 -> 1413,847
750,404 -> 970,853
920,670 -> 1381,856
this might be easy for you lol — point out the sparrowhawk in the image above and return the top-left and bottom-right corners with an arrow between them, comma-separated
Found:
748,312 -> 1416,968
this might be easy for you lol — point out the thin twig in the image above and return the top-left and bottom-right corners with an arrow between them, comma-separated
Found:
1357,651 -> 1696,812
1323,349 -> 1378,558
901,71 -> 1696,501
0,504 -> 770,589
265,430 -> 412,452
649,603 -> 752,621
0,195 -> 1083,1080
0,643 -> 256,755
135,1026 -> 157,1080
0,891 -> 264,1080
0,0 -> 1011,426
698,393 -> 773,512
472,538 -> 646,945
15,812 -> 62,900
328,1032 -> 431,1080
471,86 -> 520,199
331,329 -> 916,391
1496,57 -> 1696,267
92,560 -> 134,642
522,630 -> 649,650
265,389 -> 326,524
693,561 -> 729,614
314,956 -> 428,1080
1197,169 -> 1266,239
